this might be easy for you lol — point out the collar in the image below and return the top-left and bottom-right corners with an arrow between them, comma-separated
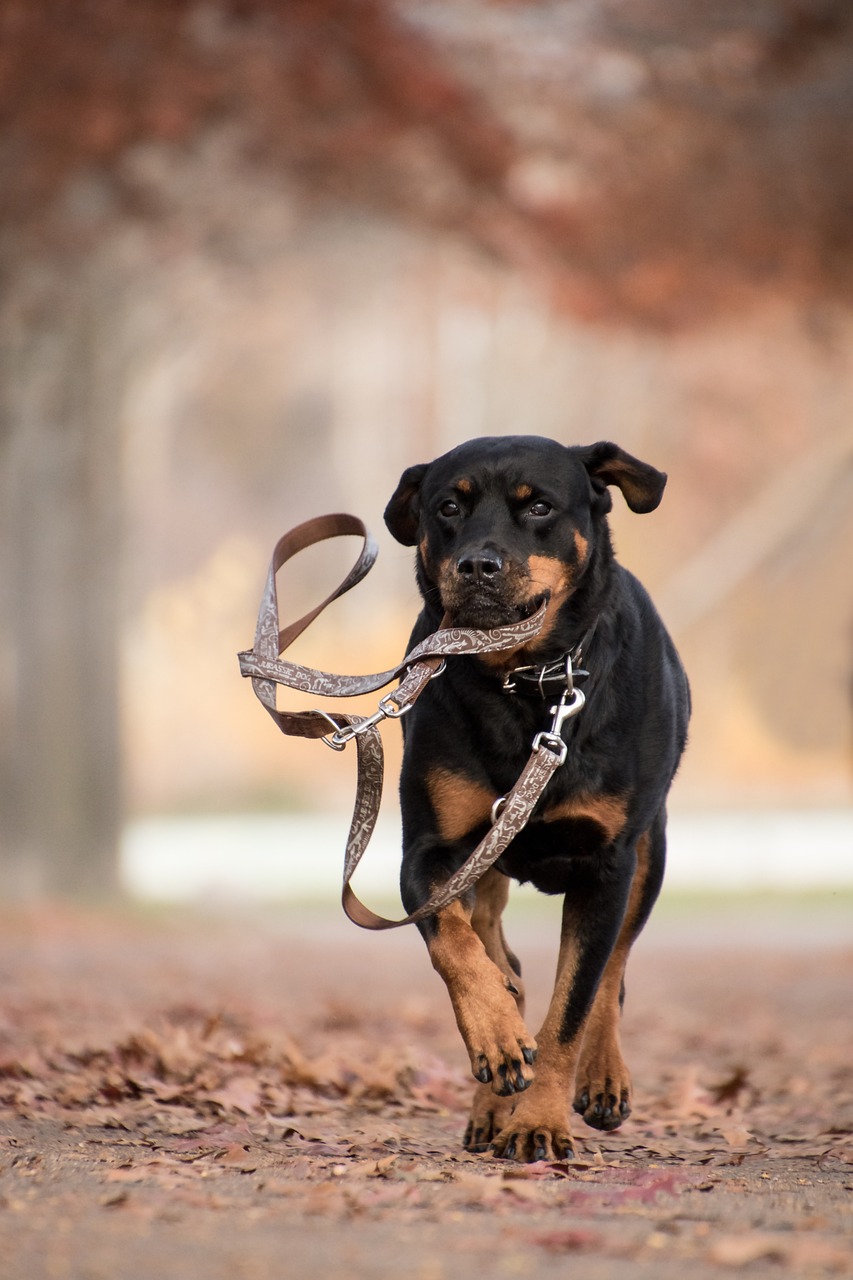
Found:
501,621 -> 597,699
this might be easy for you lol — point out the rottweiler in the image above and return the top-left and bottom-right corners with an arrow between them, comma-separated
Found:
384,435 -> 690,1162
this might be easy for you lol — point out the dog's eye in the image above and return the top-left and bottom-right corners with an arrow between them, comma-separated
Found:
528,501 -> 552,517
439,500 -> 460,518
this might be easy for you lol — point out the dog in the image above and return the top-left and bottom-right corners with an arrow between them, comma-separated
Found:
384,435 -> 690,1162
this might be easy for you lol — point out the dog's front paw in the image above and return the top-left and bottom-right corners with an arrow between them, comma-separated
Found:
490,1093 -> 575,1163
470,1023 -> 537,1097
452,981 -> 537,1096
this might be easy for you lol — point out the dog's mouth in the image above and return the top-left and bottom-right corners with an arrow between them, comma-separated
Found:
519,591 -> 549,621
443,588 -> 550,630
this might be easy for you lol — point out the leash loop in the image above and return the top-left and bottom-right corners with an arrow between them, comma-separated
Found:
240,514 -> 586,930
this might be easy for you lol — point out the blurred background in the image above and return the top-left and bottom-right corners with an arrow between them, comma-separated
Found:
1,0 -> 851,907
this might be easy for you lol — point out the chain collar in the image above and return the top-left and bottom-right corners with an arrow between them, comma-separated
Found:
501,621 -> 597,699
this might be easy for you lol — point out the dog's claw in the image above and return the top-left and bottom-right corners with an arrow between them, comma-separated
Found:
496,1059 -> 532,1096
497,1134 -> 518,1161
476,1059 -> 492,1084
491,1123 -> 574,1163
523,1047 -> 537,1066
575,1083 -> 631,1131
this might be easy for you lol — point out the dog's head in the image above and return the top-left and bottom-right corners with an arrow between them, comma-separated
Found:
385,436 -> 666,632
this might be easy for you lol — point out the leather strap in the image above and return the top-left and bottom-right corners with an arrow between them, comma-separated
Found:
238,514 -> 569,930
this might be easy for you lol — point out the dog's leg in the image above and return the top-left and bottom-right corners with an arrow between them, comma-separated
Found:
470,867 -> 525,1004
464,869 -> 525,1151
490,847 -> 638,1163
574,819 -> 665,1130
424,889 -> 537,1100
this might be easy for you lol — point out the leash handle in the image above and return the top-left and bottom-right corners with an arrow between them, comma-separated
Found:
239,515 -> 561,930
242,513 -> 380,741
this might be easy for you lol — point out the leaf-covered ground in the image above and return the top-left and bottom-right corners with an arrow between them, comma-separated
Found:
0,898 -> 851,1279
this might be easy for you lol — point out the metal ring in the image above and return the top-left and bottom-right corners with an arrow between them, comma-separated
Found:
378,693 -> 411,719
531,732 -> 568,765
311,708 -> 350,751
491,796 -> 507,825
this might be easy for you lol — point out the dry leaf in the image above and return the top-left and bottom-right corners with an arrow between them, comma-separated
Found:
718,1124 -> 754,1148
205,1075 -> 263,1115
215,1144 -> 259,1172
710,1233 -> 786,1267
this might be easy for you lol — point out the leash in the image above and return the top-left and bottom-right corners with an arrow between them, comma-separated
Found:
238,513 -> 585,930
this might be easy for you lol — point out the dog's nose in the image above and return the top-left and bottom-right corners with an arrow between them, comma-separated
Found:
456,549 -> 504,581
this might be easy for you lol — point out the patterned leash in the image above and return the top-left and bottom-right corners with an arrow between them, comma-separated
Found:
238,514 -> 583,930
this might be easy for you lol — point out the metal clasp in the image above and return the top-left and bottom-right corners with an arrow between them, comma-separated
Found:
316,688 -> 418,751
491,683 -> 586,821
531,685 -> 586,765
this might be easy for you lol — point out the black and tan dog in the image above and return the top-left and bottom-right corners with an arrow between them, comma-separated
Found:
384,435 -> 690,1163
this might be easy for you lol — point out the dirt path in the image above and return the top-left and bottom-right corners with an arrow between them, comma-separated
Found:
0,901 -> 851,1279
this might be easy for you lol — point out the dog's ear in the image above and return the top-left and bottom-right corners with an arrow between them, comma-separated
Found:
577,441 -> 667,515
384,463 -> 429,545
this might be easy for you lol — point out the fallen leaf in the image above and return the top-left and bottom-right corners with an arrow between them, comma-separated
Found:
709,1234 -> 786,1267
718,1124 -> 754,1148
530,1228 -> 602,1253
709,1066 -> 752,1106
205,1075 -> 263,1116
215,1144 -> 259,1172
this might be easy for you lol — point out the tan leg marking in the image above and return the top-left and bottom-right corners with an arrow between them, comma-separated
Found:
573,832 -> 651,1130
490,916 -> 582,1162
428,899 -> 536,1096
490,833 -> 650,1160
470,869 -> 524,1008
463,869 -> 527,1150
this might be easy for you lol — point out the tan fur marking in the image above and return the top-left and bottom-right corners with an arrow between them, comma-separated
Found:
574,832 -> 652,1122
471,869 -> 510,967
489,917 -> 581,1159
471,869 -> 524,1008
428,901 -> 537,1091
427,767 -> 495,842
528,553 -> 570,601
456,477 -> 473,494
543,794 -> 629,844
574,529 -> 589,564
513,484 -> 533,501
525,553 -> 573,649
491,833 -> 653,1158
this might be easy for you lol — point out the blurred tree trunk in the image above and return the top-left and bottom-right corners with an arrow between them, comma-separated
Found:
1,256 -> 123,899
